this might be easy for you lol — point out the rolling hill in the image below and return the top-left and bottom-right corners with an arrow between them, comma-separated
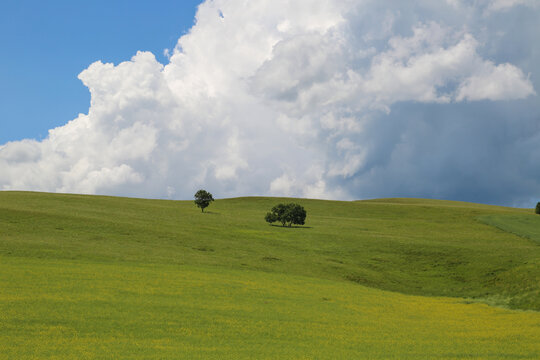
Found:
0,191 -> 539,358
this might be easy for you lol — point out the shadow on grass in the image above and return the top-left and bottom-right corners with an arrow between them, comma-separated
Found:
201,211 -> 220,215
269,224 -> 312,229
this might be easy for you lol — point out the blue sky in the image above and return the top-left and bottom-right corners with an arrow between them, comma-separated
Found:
0,0 -> 201,144
0,0 -> 539,206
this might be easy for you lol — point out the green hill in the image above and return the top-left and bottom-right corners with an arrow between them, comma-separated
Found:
0,191 -> 539,359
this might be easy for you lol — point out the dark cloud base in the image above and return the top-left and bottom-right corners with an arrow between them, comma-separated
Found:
335,98 -> 540,207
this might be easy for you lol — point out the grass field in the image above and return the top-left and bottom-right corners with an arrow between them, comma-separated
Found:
0,191 -> 539,358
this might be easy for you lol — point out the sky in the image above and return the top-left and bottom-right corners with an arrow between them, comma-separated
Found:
0,0 -> 201,143
0,0 -> 539,206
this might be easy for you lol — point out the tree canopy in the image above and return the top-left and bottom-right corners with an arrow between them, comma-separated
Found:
194,189 -> 214,212
265,203 -> 306,227
536,202 -> 540,214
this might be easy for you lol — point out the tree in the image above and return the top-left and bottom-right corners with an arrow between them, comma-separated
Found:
194,189 -> 214,212
265,203 -> 307,227
264,211 -> 278,224
287,203 -> 307,226
536,202 -> 540,214
269,203 -> 289,226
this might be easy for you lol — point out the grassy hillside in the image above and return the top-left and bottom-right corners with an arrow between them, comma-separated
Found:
1,191 -> 539,358
479,213 -> 540,244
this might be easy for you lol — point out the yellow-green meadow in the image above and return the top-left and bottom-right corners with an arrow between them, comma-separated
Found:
0,192 -> 539,358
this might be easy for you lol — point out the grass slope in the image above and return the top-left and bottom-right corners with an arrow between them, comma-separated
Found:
479,213 -> 540,244
0,191 -> 539,358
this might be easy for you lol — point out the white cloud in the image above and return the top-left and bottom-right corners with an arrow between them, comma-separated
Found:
0,0 -> 538,205
487,0 -> 539,12
269,170 -> 342,200
456,62 -> 535,101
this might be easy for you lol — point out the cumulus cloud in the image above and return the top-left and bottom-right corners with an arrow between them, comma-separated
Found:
0,0 -> 538,206
456,62 -> 535,101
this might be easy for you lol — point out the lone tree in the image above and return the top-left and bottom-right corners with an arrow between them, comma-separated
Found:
265,203 -> 306,227
194,189 -> 214,212
536,202 -> 540,214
